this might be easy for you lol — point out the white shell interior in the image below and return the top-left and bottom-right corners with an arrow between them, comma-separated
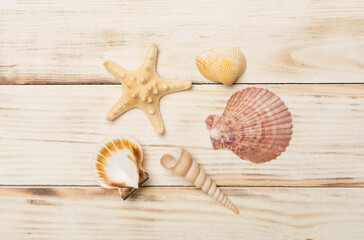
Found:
105,147 -> 138,188
95,137 -> 140,189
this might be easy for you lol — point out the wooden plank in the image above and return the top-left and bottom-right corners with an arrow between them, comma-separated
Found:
1,0 -> 364,84
0,84 -> 363,186
0,187 -> 364,239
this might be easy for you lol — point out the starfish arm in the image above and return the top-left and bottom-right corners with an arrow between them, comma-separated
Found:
142,104 -> 165,135
106,98 -> 134,121
161,78 -> 192,96
104,60 -> 131,85
138,44 -> 158,73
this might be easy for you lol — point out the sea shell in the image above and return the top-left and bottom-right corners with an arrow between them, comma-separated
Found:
94,136 -> 149,200
160,148 -> 239,214
205,87 -> 293,163
195,48 -> 246,85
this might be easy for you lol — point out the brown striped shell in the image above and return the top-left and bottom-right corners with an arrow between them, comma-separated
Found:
205,87 -> 293,163
160,148 -> 239,214
195,48 -> 246,85
94,136 -> 149,200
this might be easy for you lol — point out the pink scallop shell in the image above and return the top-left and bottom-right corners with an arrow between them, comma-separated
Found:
205,87 -> 293,163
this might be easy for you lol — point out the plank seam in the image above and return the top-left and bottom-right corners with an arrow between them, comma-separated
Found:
1,82 -> 364,86
1,185 -> 363,189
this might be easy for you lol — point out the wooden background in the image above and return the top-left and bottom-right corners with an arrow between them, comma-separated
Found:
0,0 -> 363,239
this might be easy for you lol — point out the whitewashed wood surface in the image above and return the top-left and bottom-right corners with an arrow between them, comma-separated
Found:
0,85 -> 363,187
1,0 -> 364,84
1,188 -> 364,240
1,0 -> 364,239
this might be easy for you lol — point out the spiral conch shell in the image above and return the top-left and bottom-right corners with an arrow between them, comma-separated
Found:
195,48 -> 246,85
160,148 -> 239,214
94,136 -> 149,200
205,87 -> 293,163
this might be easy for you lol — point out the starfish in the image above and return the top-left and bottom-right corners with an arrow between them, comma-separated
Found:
104,44 -> 192,135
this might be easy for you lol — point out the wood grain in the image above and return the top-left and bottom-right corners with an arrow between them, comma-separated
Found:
1,1 -> 364,239
1,0 -> 364,84
0,84 -> 363,186
1,187 -> 363,240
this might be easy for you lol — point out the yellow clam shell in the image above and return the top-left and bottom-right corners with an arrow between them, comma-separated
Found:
195,48 -> 246,85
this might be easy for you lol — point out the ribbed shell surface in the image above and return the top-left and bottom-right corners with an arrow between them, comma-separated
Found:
195,48 -> 246,85
205,87 -> 293,163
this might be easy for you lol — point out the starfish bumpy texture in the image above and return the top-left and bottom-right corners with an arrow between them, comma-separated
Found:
104,44 -> 192,135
